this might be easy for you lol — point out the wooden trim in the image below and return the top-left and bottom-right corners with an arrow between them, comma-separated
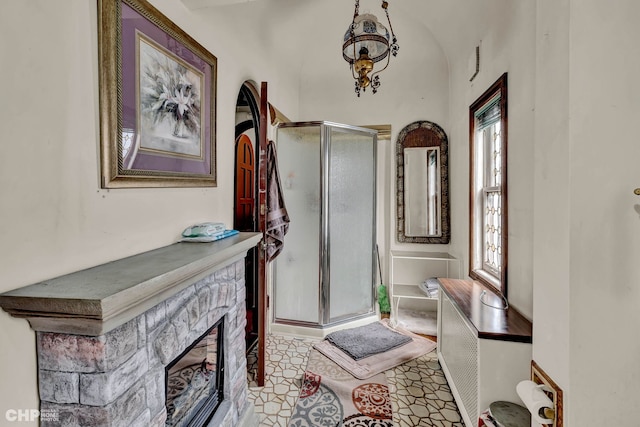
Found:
256,82 -> 269,387
360,124 -> 392,140
469,73 -> 509,297
268,102 -> 290,125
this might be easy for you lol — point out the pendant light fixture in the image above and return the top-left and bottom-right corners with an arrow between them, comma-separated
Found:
342,0 -> 399,97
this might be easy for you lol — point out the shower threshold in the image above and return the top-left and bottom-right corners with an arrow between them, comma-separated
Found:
269,313 -> 379,339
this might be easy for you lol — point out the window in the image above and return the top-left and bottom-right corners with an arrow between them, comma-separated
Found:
469,73 -> 508,296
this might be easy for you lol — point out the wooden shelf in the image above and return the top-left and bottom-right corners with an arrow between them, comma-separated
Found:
438,278 -> 532,343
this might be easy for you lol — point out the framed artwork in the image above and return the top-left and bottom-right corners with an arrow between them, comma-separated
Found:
99,0 -> 217,188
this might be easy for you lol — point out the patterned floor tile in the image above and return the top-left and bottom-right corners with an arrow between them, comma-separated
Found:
247,334 -> 464,426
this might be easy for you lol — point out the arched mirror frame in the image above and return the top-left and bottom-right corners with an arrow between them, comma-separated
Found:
396,120 -> 450,244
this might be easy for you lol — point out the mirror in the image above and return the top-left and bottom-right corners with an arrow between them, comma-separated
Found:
404,147 -> 440,236
396,121 -> 450,243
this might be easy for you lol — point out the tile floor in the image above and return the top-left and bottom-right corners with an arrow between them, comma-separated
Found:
247,334 -> 464,426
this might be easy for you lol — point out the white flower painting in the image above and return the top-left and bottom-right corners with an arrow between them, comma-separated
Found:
138,35 -> 204,159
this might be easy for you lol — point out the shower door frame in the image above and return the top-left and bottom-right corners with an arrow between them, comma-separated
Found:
273,121 -> 378,328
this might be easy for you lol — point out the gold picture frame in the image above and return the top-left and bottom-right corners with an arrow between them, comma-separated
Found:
99,0 -> 217,188
531,360 -> 563,427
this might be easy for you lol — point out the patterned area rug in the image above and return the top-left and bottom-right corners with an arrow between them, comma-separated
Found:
288,348 -> 393,427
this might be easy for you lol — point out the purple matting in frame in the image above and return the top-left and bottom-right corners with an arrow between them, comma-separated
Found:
120,2 -> 213,175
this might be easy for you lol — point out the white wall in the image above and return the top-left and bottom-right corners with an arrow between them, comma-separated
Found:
446,1 -> 536,319
534,1 -> 640,425
567,1 -> 640,425
533,0 -> 572,414
0,0 -> 299,422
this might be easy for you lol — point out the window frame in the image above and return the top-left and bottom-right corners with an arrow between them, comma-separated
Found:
469,73 -> 508,297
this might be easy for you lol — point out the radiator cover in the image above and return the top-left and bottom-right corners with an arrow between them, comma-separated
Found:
440,292 -> 478,425
438,288 -> 532,427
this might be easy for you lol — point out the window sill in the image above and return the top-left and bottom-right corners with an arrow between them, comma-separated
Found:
470,268 -> 502,296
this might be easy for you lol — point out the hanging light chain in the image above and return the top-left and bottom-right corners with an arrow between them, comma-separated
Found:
382,0 -> 399,57
346,0 -> 397,96
351,0 -> 360,35
349,0 -> 360,79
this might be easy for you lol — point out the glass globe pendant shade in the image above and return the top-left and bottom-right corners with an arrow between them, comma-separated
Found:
342,13 -> 390,65
342,1 -> 398,96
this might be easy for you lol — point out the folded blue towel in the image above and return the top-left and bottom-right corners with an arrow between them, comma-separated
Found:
181,229 -> 239,243
181,222 -> 226,238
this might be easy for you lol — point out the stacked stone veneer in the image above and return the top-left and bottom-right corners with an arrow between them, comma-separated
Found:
37,260 -> 248,427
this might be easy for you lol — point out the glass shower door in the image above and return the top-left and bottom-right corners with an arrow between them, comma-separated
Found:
273,122 -> 376,328
273,125 -> 321,325
326,126 -> 376,322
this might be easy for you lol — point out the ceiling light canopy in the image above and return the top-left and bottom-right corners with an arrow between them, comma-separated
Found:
342,0 -> 399,97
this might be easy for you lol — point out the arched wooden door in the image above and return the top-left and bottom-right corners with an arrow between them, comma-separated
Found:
235,134 -> 255,231
234,133 -> 259,351
234,81 -> 267,386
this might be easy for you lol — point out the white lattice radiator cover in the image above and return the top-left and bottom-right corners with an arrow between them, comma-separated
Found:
439,292 -> 478,426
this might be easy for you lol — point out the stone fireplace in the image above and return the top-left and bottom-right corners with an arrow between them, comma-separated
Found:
165,318 -> 224,426
0,233 -> 262,427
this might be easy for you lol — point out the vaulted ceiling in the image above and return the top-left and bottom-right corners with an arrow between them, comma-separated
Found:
180,0 -> 511,71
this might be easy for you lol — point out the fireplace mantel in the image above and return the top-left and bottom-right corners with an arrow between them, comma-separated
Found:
0,232 -> 262,336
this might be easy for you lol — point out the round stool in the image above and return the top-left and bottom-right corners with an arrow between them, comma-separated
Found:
479,401 -> 530,427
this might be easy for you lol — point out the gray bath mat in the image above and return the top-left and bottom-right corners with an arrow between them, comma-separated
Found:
314,320 -> 436,379
325,320 -> 412,360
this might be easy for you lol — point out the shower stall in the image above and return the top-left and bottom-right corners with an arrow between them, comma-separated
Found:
272,121 -> 377,334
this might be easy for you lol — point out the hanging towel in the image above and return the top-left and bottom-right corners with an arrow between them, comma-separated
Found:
265,140 -> 290,262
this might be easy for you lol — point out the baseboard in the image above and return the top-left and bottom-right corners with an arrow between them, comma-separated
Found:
238,402 -> 260,427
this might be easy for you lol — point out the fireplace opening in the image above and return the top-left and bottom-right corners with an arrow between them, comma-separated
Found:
165,318 -> 224,427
